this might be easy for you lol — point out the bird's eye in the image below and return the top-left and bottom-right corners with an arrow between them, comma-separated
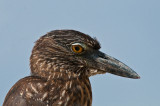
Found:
71,44 -> 84,53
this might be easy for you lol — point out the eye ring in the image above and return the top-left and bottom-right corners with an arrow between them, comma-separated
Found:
71,44 -> 84,53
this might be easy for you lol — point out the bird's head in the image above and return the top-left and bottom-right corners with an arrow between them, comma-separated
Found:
30,30 -> 140,80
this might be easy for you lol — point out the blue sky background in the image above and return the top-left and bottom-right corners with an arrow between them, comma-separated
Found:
0,0 -> 160,106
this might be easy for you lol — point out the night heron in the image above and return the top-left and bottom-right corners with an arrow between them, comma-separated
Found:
3,30 -> 140,106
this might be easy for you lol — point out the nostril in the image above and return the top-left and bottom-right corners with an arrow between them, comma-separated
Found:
99,54 -> 108,59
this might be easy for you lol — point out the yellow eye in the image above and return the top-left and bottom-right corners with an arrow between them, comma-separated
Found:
72,45 -> 84,53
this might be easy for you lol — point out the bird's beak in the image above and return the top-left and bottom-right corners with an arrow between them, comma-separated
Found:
88,51 -> 140,79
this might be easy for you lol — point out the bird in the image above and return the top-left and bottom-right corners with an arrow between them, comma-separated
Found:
3,30 -> 140,106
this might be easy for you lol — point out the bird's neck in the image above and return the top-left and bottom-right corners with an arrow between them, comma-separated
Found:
30,55 -> 92,105
47,75 -> 92,106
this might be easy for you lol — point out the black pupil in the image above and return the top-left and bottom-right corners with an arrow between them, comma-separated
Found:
75,46 -> 80,51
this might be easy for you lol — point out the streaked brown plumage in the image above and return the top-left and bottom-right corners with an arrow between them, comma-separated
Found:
3,30 -> 140,106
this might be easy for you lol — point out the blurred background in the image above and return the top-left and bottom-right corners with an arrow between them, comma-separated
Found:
0,0 -> 160,106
